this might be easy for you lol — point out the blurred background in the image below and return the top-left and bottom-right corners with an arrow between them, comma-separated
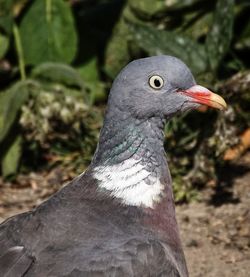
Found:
0,0 -> 249,276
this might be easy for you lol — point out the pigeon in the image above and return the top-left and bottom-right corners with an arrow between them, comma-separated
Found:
0,55 -> 227,277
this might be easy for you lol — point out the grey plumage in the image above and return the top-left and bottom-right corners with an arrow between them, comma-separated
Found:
0,175 -> 183,276
0,55 -> 226,276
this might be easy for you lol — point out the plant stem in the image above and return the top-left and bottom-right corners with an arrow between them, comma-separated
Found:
46,0 -> 52,48
46,0 -> 52,23
13,23 -> 26,80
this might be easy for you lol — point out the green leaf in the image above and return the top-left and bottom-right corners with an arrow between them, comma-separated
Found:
164,0 -> 202,9
183,12 -> 213,40
32,63 -> 85,90
130,23 -> 208,74
0,32 -> 9,59
104,18 -> 131,78
205,0 -> 235,71
129,0 -> 166,17
20,0 -> 77,65
0,80 -> 31,143
1,135 -> 22,178
77,58 -> 106,103
0,0 -> 14,34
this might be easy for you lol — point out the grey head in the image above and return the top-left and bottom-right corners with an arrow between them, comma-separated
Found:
107,55 -> 226,120
92,55 -> 226,168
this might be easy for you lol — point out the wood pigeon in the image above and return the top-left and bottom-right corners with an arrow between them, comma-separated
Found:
0,55 -> 227,277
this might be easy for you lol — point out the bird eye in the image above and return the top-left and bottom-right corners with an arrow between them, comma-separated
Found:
148,75 -> 164,90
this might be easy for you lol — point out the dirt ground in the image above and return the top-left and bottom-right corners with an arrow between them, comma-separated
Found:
0,153 -> 249,277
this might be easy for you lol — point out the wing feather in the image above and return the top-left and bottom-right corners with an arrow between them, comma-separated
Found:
0,246 -> 34,277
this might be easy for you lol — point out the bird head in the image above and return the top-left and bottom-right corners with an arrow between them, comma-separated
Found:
108,55 -> 227,119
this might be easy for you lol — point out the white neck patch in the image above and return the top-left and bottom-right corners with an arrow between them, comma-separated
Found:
93,159 -> 164,208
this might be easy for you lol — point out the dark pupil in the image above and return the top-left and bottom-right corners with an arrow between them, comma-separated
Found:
154,78 -> 161,87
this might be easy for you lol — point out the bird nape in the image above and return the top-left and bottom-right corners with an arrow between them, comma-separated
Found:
0,55 -> 226,277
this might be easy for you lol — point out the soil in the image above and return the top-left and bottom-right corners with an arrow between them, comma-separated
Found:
0,153 -> 249,277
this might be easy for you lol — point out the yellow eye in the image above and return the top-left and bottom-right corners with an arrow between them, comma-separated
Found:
148,75 -> 164,90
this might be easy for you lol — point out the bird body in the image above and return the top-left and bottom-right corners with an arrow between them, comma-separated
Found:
0,174 -> 185,276
0,56 -> 226,276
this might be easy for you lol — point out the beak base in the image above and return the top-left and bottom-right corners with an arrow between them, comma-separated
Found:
181,85 -> 227,110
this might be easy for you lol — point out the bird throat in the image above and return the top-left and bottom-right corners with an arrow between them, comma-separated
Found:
90,114 -> 173,208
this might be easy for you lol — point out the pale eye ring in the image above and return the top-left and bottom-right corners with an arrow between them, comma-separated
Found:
148,75 -> 164,90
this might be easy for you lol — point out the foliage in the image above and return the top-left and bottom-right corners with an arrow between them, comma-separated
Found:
20,0 -> 77,65
0,0 -> 250,201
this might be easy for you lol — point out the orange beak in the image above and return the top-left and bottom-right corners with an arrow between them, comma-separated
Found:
181,85 -> 227,110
